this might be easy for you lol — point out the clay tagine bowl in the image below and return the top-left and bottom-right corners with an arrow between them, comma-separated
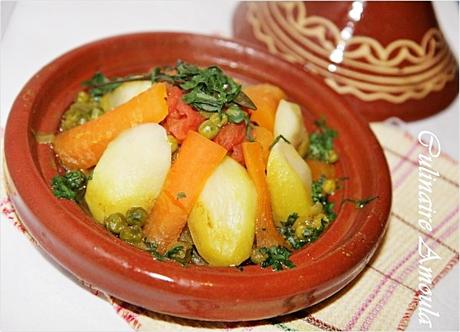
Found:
233,1 -> 459,122
4,32 -> 391,321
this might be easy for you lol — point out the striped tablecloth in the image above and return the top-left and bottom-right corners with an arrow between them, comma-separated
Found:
1,122 -> 458,331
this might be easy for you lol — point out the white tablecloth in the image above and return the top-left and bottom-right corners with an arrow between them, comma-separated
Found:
1,1 -> 458,331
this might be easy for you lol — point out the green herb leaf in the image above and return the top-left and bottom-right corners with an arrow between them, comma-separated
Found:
144,240 -> 192,265
279,212 -> 329,250
312,176 -> 337,222
269,134 -> 291,150
226,105 -> 246,124
233,91 -> 257,110
256,246 -> 295,271
307,118 -> 338,163
341,196 -> 379,208
51,171 -> 88,202
82,72 -> 123,98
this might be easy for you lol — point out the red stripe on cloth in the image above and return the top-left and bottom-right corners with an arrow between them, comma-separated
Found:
344,207 -> 458,330
359,209 -> 458,330
389,141 -> 420,174
397,254 -> 459,330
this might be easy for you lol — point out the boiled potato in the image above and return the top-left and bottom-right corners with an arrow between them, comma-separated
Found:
274,99 -> 309,157
266,140 -> 313,224
188,157 -> 257,266
85,123 -> 171,223
100,80 -> 152,111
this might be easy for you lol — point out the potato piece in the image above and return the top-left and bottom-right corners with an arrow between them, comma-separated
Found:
188,157 -> 257,266
100,80 -> 152,111
274,99 -> 309,157
85,123 -> 171,223
266,141 -> 313,225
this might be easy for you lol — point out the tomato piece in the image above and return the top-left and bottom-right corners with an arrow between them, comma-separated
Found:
230,143 -> 245,166
163,86 -> 204,141
214,123 -> 246,165
214,123 -> 246,151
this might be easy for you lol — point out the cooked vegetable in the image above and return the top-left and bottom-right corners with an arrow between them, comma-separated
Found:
126,207 -> 148,226
213,123 -> 246,164
280,213 -> 328,250
60,92 -> 104,131
51,62 -> 346,270
85,123 -> 171,223
252,126 -> 273,164
243,84 -> 287,132
100,80 -> 152,111
105,213 -> 128,234
198,120 -> 220,139
273,100 -> 309,157
51,170 -> 88,201
242,142 -> 284,247
152,61 -> 256,113
120,225 -> 143,244
251,246 -> 295,271
266,140 -> 313,224
164,85 -> 204,141
209,113 -> 228,127
307,118 -> 338,163
311,176 -> 337,222
188,157 -> 257,266
306,159 -> 336,180
83,72 -> 124,98
167,135 -> 179,153
54,82 -> 169,170
144,131 -> 227,253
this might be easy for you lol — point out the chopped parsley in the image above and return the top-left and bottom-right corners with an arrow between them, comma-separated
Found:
279,213 -> 328,250
253,246 -> 295,271
307,118 -> 338,163
83,72 -> 123,98
51,170 -> 88,202
312,176 -> 337,222
341,196 -> 379,208
269,134 -> 291,150
145,241 -> 192,265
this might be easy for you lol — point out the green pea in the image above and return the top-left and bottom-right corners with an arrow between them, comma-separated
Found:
209,113 -> 228,128
167,135 -> 179,154
120,225 -> 143,243
198,120 -> 219,139
105,213 -> 128,234
226,105 -> 245,124
126,207 -> 148,226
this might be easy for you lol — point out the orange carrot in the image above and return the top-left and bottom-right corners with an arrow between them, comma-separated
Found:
306,159 -> 336,181
243,84 -> 287,132
54,83 -> 169,170
144,131 -> 227,252
252,125 -> 273,164
242,142 -> 285,248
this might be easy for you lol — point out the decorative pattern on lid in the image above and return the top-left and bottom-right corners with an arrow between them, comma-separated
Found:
247,2 -> 457,104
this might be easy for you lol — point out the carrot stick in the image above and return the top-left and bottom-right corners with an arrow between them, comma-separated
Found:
144,131 -> 227,252
243,84 -> 287,132
242,142 -> 285,248
306,159 -> 336,181
54,82 -> 169,170
252,125 -> 273,165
